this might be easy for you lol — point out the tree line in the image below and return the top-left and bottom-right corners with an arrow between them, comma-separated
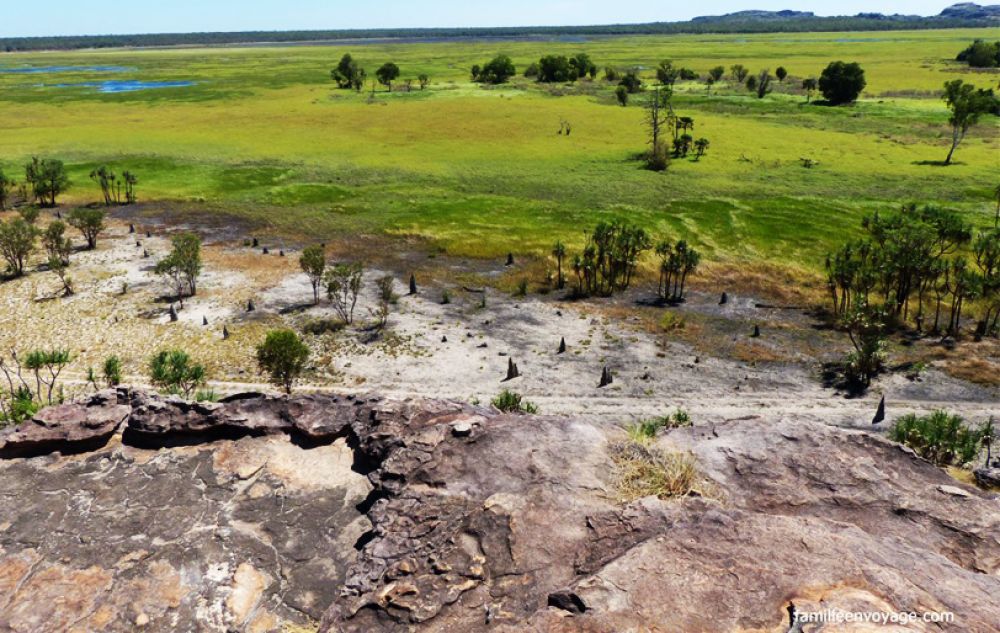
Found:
1,158 -> 139,210
331,53 -> 428,93
0,323 -> 311,425
826,204 -> 1000,387
3,15 -> 995,52
1,157 -> 141,291
956,39 -> 1000,68
549,219 -> 700,303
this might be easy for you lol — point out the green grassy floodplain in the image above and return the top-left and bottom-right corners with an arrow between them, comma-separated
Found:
0,28 -> 997,268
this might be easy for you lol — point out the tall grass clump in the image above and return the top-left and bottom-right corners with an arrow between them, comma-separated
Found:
609,440 -> 711,502
491,389 -> 539,414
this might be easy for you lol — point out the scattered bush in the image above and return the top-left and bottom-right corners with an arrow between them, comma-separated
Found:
536,55 -> 574,82
491,389 -> 538,414
0,217 -> 38,277
375,62 -> 400,90
66,207 -> 106,250
0,167 -> 12,211
149,349 -> 206,398
818,61 -> 866,104
473,54 -> 516,84
256,329 -> 310,394
155,232 -> 202,303
841,302 -> 887,389
331,53 -> 366,90
372,275 -> 395,328
299,245 -> 326,304
42,220 -> 71,264
102,356 -> 123,387
889,411 -> 991,466
658,311 -> 686,331
24,157 -> 69,207
325,262 -> 363,324
0,349 -> 71,420
656,239 -> 700,302
0,387 -> 38,427
615,84 -> 629,106
956,39 -> 1000,68
90,165 -> 137,205
825,204 -> 994,339
23,349 -> 71,405
618,69 -> 642,94
17,206 -> 39,225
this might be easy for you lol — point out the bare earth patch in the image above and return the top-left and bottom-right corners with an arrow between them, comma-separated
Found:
3,216 -> 997,429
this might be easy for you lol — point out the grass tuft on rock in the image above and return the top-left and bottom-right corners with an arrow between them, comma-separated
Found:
609,440 -> 712,502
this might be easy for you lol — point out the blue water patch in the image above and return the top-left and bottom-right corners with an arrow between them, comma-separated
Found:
51,80 -> 195,93
0,65 -> 132,74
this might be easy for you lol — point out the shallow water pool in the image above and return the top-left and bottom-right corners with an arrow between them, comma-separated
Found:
52,80 -> 196,93
0,65 -> 132,74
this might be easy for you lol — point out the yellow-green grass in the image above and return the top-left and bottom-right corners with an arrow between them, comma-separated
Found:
0,28 -> 997,269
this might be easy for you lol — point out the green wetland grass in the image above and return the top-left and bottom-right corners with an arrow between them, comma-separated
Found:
0,28 -> 997,268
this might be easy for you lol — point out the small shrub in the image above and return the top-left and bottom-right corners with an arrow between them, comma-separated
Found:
515,278 -> 528,297
904,361 -> 928,381
23,349 -> 71,405
646,144 -> 670,172
102,355 -> 123,387
0,387 -> 39,427
841,303 -> 887,390
658,312 -> 686,331
672,408 -> 691,426
149,349 -> 206,398
626,420 -> 662,443
889,411 -> 990,466
441,289 -> 451,304
491,389 -> 538,414
371,275 -> 395,328
17,206 -> 40,225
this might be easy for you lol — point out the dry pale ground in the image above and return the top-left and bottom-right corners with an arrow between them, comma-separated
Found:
1,216 -> 996,429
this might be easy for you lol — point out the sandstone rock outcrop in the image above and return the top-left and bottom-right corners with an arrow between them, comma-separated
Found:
0,390 -> 998,632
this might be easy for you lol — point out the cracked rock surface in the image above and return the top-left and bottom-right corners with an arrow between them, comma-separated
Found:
1,390 -> 999,632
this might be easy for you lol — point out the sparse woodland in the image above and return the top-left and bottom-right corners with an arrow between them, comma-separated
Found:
0,39 -> 997,486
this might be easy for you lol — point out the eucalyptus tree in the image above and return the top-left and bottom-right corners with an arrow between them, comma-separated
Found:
942,79 -> 998,165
